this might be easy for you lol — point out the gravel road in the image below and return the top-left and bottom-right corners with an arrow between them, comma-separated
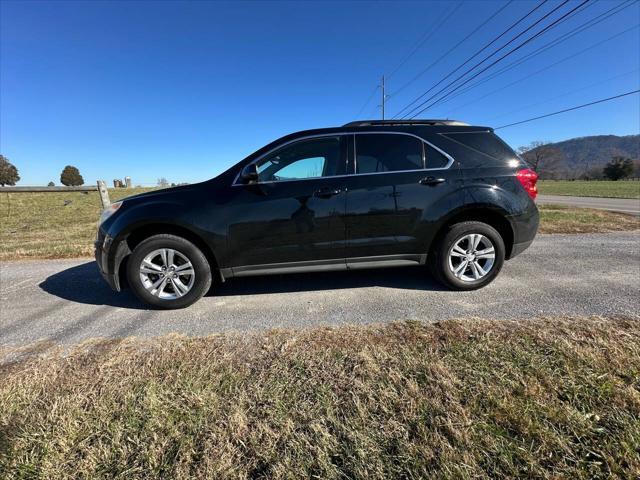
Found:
1,232 -> 638,346
537,195 -> 640,215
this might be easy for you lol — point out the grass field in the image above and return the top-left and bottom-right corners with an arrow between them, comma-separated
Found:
0,188 -> 153,260
538,180 -> 640,199
0,190 -> 638,260
538,204 -> 640,234
1,316 -> 638,478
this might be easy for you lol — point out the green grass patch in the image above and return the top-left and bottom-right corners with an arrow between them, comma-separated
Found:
1,316 -> 639,478
538,180 -> 640,199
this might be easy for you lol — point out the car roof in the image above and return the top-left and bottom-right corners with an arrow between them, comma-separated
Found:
277,120 -> 493,140
342,119 -> 470,127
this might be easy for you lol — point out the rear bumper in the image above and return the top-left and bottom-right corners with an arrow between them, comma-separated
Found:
509,238 -> 534,258
506,202 -> 539,259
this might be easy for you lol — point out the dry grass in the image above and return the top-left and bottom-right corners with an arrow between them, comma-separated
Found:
0,191 -> 637,260
0,189 -> 153,260
1,316 -> 639,479
538,204 -> 640,234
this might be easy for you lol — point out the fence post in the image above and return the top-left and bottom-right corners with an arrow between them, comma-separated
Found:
97,180 -> 110,209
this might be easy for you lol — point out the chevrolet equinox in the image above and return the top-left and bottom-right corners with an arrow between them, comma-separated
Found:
95,120 -> 539,309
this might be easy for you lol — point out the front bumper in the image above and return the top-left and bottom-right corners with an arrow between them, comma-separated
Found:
95,231 -> 122,291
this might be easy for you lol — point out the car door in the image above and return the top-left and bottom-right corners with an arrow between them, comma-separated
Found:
343,132 -> 459,264
226,135 -> 348,272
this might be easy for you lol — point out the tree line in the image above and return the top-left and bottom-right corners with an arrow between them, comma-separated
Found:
0,155 -> 84,186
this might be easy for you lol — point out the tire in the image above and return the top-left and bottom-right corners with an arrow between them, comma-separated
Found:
126,234 -> 212,309
428,221 -> 505,291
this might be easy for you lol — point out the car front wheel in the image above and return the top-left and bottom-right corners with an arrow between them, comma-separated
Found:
429,221 -> 505,290
126,234 -> 212,309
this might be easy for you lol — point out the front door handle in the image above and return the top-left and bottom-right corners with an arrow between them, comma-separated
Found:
419,176 -> 446,186
314,187 -> 342,198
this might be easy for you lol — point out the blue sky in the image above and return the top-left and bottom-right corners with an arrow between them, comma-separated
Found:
1,0 -> 639,186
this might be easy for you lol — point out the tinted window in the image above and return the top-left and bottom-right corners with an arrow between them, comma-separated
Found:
355,134 -> 423,174
443,132 -> 516,160
256,137 -> 343,182
425,144 -> 450,168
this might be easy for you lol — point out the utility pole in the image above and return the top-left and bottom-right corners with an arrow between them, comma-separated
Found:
381,75 -> 385,120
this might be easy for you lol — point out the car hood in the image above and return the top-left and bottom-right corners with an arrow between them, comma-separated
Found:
118,183 -> 201,203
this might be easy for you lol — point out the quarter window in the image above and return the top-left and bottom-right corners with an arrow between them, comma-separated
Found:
443,132 -> 516,161
425,144 -> 450,168
355,134 -> 424,174
256,137 -> 344,182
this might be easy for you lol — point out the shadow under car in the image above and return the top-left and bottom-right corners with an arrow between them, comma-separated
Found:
39,261 -> 445,308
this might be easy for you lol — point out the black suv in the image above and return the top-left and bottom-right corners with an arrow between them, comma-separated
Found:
96,120 -> 539,309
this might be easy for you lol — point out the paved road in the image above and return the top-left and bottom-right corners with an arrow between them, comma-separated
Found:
1,232 -> 639,346
537,195 -> 640,215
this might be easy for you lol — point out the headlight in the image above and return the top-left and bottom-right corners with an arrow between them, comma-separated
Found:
99,201 -> 123,225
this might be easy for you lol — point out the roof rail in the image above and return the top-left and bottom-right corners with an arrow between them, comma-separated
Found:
343,119 -> 469,127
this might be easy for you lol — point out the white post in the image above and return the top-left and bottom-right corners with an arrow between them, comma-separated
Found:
97,180 -> 110,209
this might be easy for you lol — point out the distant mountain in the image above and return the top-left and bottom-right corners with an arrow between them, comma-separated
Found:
543,134 -> 639,170
525,134 -> 639,176
521,134 -> 640,179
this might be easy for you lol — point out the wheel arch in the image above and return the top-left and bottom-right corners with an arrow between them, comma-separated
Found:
116,223 -> 222,289
430,206 -> 515,259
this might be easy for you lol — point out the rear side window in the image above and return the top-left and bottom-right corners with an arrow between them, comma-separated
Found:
425,144 -> 450,168
355,134 -> 423,174
442,132 -> 516,161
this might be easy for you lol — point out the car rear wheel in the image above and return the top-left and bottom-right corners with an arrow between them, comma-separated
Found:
429,221 -> 505,290
127,234 -> 212,309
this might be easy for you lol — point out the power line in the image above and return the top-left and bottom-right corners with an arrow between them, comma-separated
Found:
494,90 -> 640,129
386,1 -> 464,80
389,0 -> 513,99
485,68 -> 640,122
355,85 -> 379,118
404,0 -> 583,118
442,23 -> 639,117
446,0 -> 625,100
381,75 -> 386,119
393,0 -> 551,119
407,0 -> 591,118
367,102 -> 379,119
436,0 -> 634,111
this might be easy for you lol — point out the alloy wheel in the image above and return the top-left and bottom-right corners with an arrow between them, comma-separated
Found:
447,233 -> 496,282
139,248 -> 195,300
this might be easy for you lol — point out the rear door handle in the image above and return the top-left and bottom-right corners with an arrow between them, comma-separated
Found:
419,176 -> 446,186
314,187 -> 342,198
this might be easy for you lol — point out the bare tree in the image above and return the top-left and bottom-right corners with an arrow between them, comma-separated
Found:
157,177 -> 169,188
517,141 -> 565,179
580,166 -> 603,180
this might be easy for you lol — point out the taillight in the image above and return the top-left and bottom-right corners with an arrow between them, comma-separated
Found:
516,168 -> 538,200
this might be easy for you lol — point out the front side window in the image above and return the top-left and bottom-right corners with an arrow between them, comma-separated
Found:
256,136 -> 343,182
355,134 -> 424,174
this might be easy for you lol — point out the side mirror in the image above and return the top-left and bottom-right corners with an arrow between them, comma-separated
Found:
240,163 -> 259,184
